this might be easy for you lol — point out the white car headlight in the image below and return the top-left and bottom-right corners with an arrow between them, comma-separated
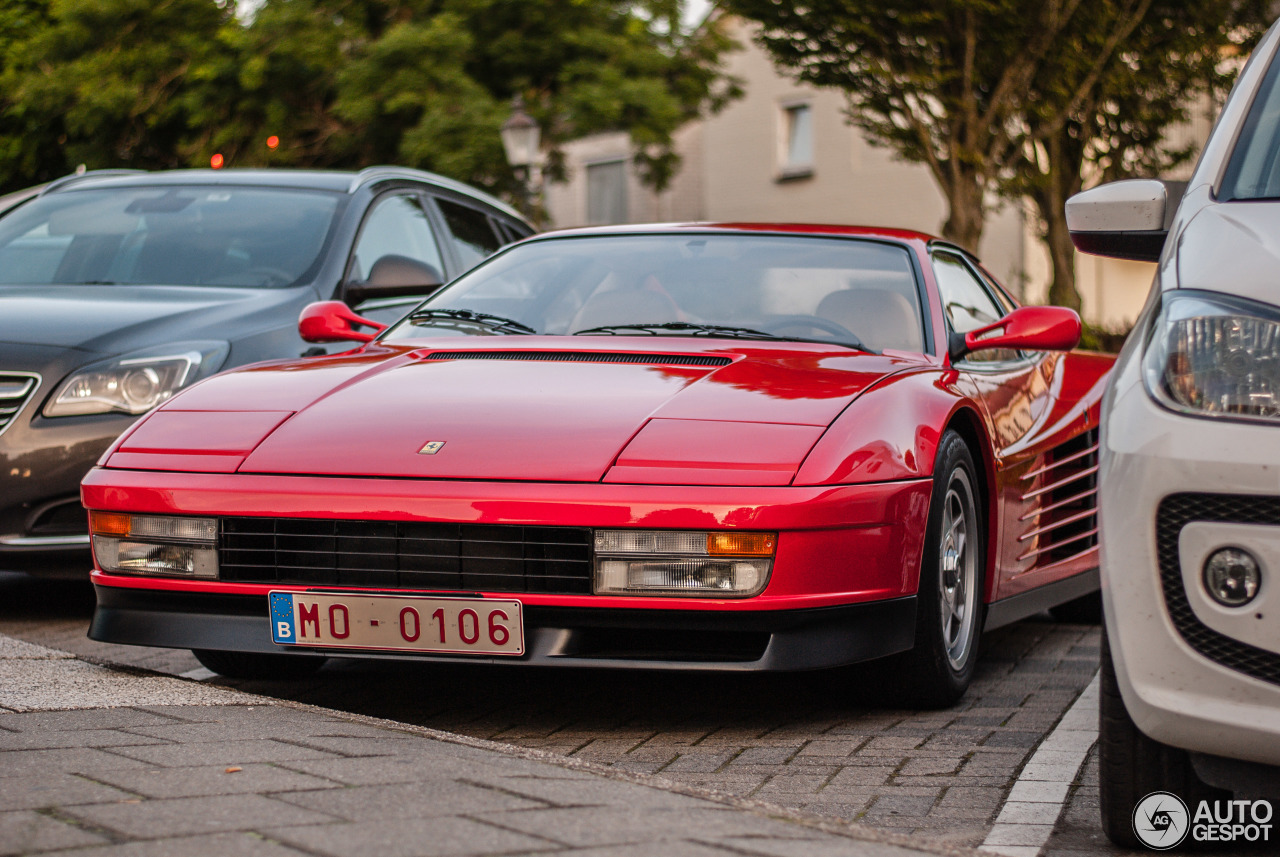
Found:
90,512 -> 219,578
44,342 -> 228,417
593,529 -> 775,597
1142,290 -> 1280,422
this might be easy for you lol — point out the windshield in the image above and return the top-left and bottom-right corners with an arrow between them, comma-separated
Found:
1221,48 -> 1280,200
384,233 -> 925,353
0,185 -> 343,287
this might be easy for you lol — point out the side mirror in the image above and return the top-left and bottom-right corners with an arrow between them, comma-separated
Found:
1065,179 -> 1170,263
344,254 -> 445,306
299,301 -> 388,344
950,306 -> 1082,361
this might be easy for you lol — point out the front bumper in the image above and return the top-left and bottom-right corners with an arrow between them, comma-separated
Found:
90,584 -> 917,671
83,468 -> 933,670
1100,351 -> 1280,767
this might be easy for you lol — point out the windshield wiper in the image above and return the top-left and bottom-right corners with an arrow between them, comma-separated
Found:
406,308 -> 535,335
574,322 -> 875,354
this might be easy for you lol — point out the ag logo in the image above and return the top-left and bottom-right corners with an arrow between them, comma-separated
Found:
1133,791 -> 1190,850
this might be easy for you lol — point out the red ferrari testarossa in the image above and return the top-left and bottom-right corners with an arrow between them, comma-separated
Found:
83,224 -> 1111,705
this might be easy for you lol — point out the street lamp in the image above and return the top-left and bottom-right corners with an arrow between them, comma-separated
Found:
500,96 -> 540,217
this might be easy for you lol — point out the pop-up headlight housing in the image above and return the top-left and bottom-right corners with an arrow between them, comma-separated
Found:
594,529 -> 775,597
90,512 -> 218,578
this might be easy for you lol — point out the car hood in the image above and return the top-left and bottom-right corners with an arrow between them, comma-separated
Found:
1176,201 -> 1280,304
111,339 -> 917,485
0,285 -> 312,353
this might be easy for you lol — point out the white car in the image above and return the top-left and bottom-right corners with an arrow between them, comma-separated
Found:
1068,21 -> 1280,851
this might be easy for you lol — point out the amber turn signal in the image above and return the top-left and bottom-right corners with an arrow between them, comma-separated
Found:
707,532 -> 776,556
89,511 -> 131,537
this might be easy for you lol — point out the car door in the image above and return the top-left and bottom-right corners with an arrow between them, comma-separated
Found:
930,250 -> 1083,599
341,191 -> 450,327
433,197 -> 507,273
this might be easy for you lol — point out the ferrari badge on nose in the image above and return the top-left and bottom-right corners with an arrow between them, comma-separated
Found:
418,441 -> 446,455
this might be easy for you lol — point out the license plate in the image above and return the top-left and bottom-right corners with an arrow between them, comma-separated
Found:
269,591 -> 523,656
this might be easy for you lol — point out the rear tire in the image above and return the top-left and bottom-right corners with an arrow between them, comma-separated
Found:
1098,626 -> 1225,848
896,430 -> 985,708
192,649 -> 327,680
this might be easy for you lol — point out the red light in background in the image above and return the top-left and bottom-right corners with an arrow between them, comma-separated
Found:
210,153 -> 225,169
266,135 -> 279,149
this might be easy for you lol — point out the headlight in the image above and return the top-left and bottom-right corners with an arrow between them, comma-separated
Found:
1142,290 -> 1280,422
44,341 -> 229,417
90,511 -> 218,578
593,529 -> 775,597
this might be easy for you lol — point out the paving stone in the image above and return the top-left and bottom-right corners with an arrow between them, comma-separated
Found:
0,773 -> 136,810
88,763 -> 341,799
109,738 -> 342,767
0,809 -> 109,855
0,747 -> 153,777
32,832 -> 314,857
65,794 -> 337,838
266,816 -> 556,856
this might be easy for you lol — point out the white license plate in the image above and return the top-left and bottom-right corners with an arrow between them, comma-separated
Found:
269,591 -> 523,656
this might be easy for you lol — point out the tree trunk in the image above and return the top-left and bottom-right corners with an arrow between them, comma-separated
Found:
940,169 -> 986,253
1033,129 -> 1085,312
1043,201 -> 1081,312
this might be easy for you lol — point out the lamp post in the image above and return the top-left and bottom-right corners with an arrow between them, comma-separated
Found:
500,95 -> 541,219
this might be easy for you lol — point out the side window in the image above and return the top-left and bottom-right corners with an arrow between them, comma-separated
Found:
932,252 -> 1018,363
350,194 -> 445,286
437,199 -> 503,272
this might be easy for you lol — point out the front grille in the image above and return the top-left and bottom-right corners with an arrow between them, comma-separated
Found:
425,351 -> 731,366
1156,493 -> 1280,687
0,373 -> 39,436
1017,428 -> 1100,568
220,517 -> 593,594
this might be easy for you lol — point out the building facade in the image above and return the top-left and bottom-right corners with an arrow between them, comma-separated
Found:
543,15 -> 1216,330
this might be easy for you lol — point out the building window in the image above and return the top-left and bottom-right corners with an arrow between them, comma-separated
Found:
779,102 -> 814,180
586,160 -> 628,224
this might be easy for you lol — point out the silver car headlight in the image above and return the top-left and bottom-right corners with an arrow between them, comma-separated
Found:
1142,290 -> 1280,422
44,341 -> 229,417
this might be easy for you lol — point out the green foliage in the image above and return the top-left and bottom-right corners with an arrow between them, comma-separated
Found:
0,0 -> 738,202
723,0 -> 1270,290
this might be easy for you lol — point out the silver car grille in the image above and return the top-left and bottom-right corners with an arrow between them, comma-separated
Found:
0,373 -> 40,437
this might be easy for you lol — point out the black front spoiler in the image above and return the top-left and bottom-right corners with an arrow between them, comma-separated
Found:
90,585 -> 917,672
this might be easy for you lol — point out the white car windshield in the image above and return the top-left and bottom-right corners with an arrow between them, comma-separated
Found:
384,233 -> 926,354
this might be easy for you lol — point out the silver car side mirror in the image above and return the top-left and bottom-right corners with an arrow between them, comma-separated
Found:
1065,179 -> 1169,263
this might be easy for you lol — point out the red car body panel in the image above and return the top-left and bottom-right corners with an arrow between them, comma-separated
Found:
81,223 -> 1114,674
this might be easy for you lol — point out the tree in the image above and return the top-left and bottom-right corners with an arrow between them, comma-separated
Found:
0,0 -> 233,190
0,0 -> 738,206
1008,0 -> 1269,310
722,0 -> 1268,300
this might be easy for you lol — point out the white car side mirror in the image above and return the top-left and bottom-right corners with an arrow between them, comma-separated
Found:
1065,179 -> 1169,263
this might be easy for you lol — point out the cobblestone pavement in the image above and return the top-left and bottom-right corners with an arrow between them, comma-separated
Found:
1,573 -> 1106,854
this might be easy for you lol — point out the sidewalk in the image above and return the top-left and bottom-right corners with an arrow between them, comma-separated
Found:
0,634 -> 975,857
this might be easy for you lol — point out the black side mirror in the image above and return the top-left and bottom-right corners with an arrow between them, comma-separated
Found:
344,254 -> 444,306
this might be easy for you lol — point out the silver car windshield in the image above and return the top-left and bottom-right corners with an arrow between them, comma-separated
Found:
384,233 -> 926,354
0,186 -> 342,288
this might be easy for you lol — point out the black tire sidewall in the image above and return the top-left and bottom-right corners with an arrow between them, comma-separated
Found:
903,430 -> 986,707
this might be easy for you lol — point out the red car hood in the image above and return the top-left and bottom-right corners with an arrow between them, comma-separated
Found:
112,339 -> 916,485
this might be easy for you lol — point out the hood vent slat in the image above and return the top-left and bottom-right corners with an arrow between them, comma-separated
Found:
424,351 -> 730,367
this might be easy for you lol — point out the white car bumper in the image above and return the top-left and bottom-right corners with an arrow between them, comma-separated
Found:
1100,351 -> 1280,766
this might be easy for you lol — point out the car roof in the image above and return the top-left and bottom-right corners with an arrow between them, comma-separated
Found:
36,167 -> 527,224
532,221 -> 942,244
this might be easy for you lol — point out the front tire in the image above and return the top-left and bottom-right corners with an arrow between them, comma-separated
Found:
1098,626 -> 1225,848
192,649 -> 327,680
897,430 -> 985,708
